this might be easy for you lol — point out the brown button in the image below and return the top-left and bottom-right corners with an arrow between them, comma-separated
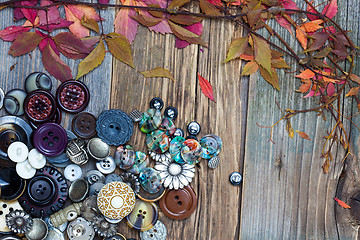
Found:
159,185 -> 197,220
24,90 -> 57,124
56,80 -> 90,113
138,185 -> 166,202
72,112 -> 96,138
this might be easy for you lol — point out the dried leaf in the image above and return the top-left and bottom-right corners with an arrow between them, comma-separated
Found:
167,0 -> 191,12
148,4 -> 163,18
322,0 -> 337,19
114,0 -> 138,43
198,73 -> 215,102
199,0 -> 221,16
305,32 -> 329,52
0,26 -> 31,41
223,37 -> 248,62
175,22 -> 203,49
259,66 -> 279,90
296,130 -> 312,140
296,79 -> 312,93
252,35 -> 272,75
286,120 -> 294,138
169,15 -> 203,25
241,61 -> 258,75
140,67 -> 174,81
10,62 -> 18,71
38,0 -> 61,26
132,14 -> 163,27
296,27 -> 308,49
64,5 -> 89,38
9,32 -> 44,57
81,16 -> 99,33
105,32 -> 134,68
302,20 -> 323,32
295,69 -> 315,79
168,21 -> 206,47
247,8 -> 262,27
76,40 -> 105,79
313,47 -> 331,58
350,74 -> 360,84
54,32 -> 91,59
345,87 -> 360,97
271,58 -> 290,69
42,43 -> 72,82
334,198 -> 351,209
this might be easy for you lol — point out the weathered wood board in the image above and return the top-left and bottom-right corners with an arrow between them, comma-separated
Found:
0,0 -> 359,239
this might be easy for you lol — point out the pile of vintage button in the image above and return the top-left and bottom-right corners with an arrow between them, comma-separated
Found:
0,73 -> 223,240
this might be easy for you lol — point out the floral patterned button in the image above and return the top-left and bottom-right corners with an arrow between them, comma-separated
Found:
139,109 -> 161,134
139,167 -> 162,194
97,181 -> 136,220
128,151 -> 149,175
114,145 -> 135,170
200,134 -> 223,159
180,139 -> 202,165
146,130 -> 170,154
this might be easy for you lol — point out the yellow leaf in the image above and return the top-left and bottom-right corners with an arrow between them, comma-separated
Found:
81,16 -> 99,33
252,34 -> 272,75
241,61 -> 258,75
140,67 -> 174,82
223,37 -> 248,63
76,40 -> 105,79
168,21 -> 207,47
105,33 -> 134,68
286,120 -> 294,138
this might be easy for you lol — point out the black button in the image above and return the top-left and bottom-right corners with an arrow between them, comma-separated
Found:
186,135 -> 198,141
28,176 -> 55,205
229,172 -> 242,185
0,168 -> 26,201
173,128 -> 184,137
187,121 -> 201,135
150,97 -> 164,110
164,106 -> 178,120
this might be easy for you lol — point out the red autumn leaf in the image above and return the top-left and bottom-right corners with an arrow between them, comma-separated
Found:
141,0 -> 171,34
322,0 -> 338,20
334,198 -> 351,209
81,36 -> 101,49
206,0 -> 222,7
39,36 -> 60,56
38,0 -> 61,26
296,130 -> 312,140
42,43 -> 73,82
9,32 -> 44,57
114,0 -> 139,43
175,22 -> 203,49
54,32 -> 91,59
99,0 -> 110,3
306,1 -> 318,21
198,73 -> 215,102
0,26 -> 31,41
327,82 -> 335,96
20,0 -> 38,24
279,0 -> 299,11
37,19 -> 74,32
305,32 -> 329,52
275,16 -> 293,35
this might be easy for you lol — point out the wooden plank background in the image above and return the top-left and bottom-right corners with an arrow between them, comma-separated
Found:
0,0 -> 359,239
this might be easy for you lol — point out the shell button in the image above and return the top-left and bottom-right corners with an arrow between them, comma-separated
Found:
128,151 -> 149,175
159,185 -> 197,220
146,130 -> 170,154
56,80 -> 90,113
180,139 -> 202,165
199,134 -> 222,159
114,145 -> 135,170
4,89 -> 27,116
24,90 -> 57,124
126,199 -> 158,231
139,168 -> 162,194
169,136 -> 185,164
64,164 -> 82,182
33,123 -> 68,157
139,109 -> 161,134
25,72 -> 52,93
71,112 -> 97,139
159,117 -> 176,136
140,220 -> 167,240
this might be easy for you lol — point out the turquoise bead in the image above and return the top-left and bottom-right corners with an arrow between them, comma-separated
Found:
139,167 -> 162,194
200,134 -> 222,159
169,136 -> 186,164
128,151 -> 149,174
180,139 -> 202,165
139,109 -> 162,133
146,130 -> 170,154
114,145 -> 135,170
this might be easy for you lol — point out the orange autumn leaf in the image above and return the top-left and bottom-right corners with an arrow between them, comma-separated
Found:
296,27 -> 307,49
239,54 -> 254,61
296,130 -> 312,140
296,79 -> 312,93
295,69 -> 316,79
345,87 -> 360,97
302,20 -> 323,32
334,198 -> 351,209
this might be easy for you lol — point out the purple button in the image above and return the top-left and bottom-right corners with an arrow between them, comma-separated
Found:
33,123 -> 68,156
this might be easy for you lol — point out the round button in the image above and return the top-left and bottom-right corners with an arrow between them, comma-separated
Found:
139,167 -> 162,194
105,173 -> 122,184
97,181 -> 136,220
69,179 -> 88,202
138,184 -> 166,203
159,117 -> 176,136
25,218 -> 48,240
0,168 -> 26,201
146,130 -> 170,154
173,128 -> 184,137
0,199 -> 24,234
128,151 -> 149,175
96,110 -> 134,146
25,72 -> 52,93
104,233 -> 126,240
56,80 -> 90,113
24,90 -> 57,124
164,106 -> 178,120
229,172 -> 242,185
16,159 -> 36,179
84,170 -> 105,185
47,152 -> 71,168
129,109 -> 143,122
7,141 -> 28,163
114,144 -> 135,170
28,148 -> 46,169
67,217 -> 94,240
4,89 -> 27,116
159,185 -> 197,220
96,156 -> 116,174
87,138 -> 110,161
44,226 -> 65,240
0,87 -> 4,110
181,139 -> 202,165
126,199 -> 158,231
72,112 -> 96,139
149,97 -> 164,110
187,121 -> 201,135
29,107 -> 62,130
169,136 -> 185,164
140,220 -> 167,240
199,134 -> 222,159
19,166 -> 68,217
33,123 -> 68,157
89,182 -> 105,196
208,156 -> 220,169
139,109 -> 162,134
64,164 -> 82,181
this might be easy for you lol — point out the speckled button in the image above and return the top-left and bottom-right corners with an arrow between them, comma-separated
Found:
126,199 -> 158,231
0,168 -> 26,201
159,117 -> 176,136
146,130 -> 170,154
25,72 -> 52,93
200,134 -> 222,159
24,90 -> 57,124
64,164 -> 82,181
128,151 -> 149,175
97,181 -> 136,220
7,141 -> 28,163
33,123 -> 68,157
71,112 -> 97,139
159,185 -> 197,220
140,220 -> 167,240
4,89 -> 27,116
56,80 -> 89,113
181,139 -> 202,165
139,168 -> 162,194
139,109 -> 162,134
114,145 -> 135,170
96,110 -> 134,146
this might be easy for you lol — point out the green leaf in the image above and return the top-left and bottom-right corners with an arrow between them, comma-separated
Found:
168,21 -> 207,47
259,66 -> 279,90
168,15 -> 203,25
140,67 -> 174,81
241,61 -> 259,75
81,16 -> 100,33
105,32 -> 134,68
252,34 -> 272,75
223,37 -> 248,63
42,43 -> 72,82
76,39 -> 106,79
167,0 -> 191,13
9,32 -> 44,57
199,0 -> 221,16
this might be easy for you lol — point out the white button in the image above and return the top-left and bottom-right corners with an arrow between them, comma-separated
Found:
96,156 -> 116,174
8,142 -> 29,163
16,160 -> 36,179
64,164 -> 82,181
28,149 -> 46,169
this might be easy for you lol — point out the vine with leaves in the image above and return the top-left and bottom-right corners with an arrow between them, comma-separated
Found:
0,0 -> 357,173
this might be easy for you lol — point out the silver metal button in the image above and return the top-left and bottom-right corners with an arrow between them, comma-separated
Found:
96,156 -> 116,174
89,182 -> 105,196
87,138 -> 110,161
84,170 -> 105,185
64,164 -> 82,182
69,179 -> 89,202
0,87 -> 4,110
44,226 -> 65,240
25,218 -> 48,240
67,217 -> 94,240
105,173 -> 122,184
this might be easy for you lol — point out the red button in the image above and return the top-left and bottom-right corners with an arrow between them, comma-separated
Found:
24,90 -> 57,124
56,80 -> 89,113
